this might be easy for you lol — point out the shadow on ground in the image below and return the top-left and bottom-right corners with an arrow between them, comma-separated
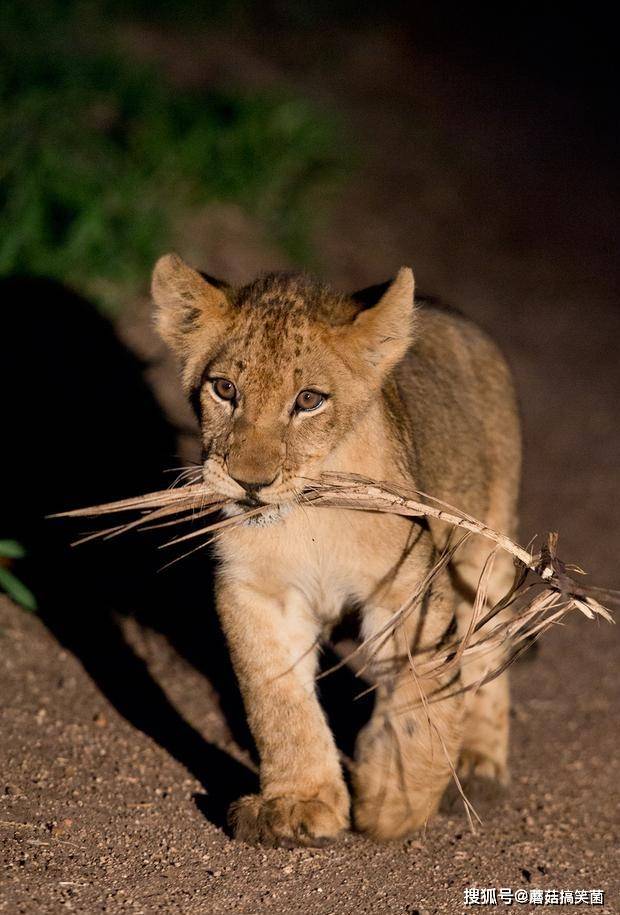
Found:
1,276 -> 372,832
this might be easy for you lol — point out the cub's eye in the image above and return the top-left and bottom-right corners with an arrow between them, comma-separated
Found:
295,390 -> 325,412
211,378 -> 236,402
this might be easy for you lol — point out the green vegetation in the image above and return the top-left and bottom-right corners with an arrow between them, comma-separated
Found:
0,541 -> 37,612
0,2 -> 342,309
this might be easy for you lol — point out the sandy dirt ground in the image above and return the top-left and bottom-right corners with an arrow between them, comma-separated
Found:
1,23 -> 619,915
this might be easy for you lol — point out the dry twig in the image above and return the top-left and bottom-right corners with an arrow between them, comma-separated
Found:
53,473 -> 614,698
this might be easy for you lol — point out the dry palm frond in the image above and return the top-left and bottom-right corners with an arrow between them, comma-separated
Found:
52,471 -> 615,832
53,471 -> 614,699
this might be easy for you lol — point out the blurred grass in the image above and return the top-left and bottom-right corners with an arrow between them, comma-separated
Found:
0,1 -> 344,310
104,0 -> 396,28
0,541 -> 37,612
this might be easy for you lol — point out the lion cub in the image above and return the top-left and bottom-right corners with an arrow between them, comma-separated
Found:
153,254 -> 521,846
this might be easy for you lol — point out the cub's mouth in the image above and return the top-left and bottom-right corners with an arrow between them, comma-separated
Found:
236,495 -> 263,509
222,500 -> 292,527
242,506 -> 287,527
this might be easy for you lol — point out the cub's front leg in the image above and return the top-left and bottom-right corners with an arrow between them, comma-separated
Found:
216,579 -> 349,847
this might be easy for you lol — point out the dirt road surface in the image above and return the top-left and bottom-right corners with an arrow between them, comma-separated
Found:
1,22 -> 618,915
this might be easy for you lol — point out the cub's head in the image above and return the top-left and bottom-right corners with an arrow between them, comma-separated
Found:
152,254 -> 416,506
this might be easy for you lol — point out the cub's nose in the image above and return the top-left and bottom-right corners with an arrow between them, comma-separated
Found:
232,475 -> 278,498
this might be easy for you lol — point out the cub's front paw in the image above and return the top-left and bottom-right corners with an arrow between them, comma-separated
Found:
229,789 -> 349,848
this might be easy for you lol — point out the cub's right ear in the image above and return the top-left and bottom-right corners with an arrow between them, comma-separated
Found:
151,253 -> 230,377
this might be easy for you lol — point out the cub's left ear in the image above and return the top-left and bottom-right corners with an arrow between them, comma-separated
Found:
345,267 -> 416,378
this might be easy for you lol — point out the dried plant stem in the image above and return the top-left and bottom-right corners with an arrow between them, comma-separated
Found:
52,472 -> 614,702
52,471 -> 615,832
304,473 -> 535,568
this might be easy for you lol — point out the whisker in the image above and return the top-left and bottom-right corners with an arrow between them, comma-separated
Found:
160,504 -> 268,548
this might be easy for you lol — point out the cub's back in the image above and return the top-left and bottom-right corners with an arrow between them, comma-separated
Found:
394,300 -> 521,528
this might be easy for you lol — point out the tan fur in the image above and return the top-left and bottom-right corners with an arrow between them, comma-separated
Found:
152,254 -> 521,846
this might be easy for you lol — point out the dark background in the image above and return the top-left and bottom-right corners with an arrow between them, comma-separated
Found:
1,4 -> 618,913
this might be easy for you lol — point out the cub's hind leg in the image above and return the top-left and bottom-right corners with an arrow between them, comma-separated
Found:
450,542 -> 516,789
353,563 -> 465,840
